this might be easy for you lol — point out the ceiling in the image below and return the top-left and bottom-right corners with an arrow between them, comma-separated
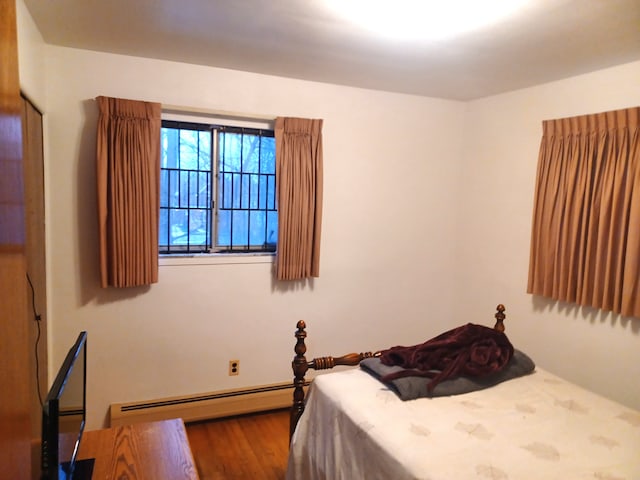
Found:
23,0 -> 640,101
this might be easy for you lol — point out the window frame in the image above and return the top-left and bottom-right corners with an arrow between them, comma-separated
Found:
159,112 -> 277,258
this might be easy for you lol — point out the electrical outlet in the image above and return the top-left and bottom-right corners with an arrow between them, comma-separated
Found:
228,360 -> 240,376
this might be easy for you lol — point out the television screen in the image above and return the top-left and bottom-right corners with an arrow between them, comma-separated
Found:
42,331 -> 90,480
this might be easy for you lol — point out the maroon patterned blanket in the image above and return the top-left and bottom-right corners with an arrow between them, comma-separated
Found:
378,323 -> 514,393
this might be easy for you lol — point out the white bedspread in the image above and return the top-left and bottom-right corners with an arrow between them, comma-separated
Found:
287,368 -> 640,480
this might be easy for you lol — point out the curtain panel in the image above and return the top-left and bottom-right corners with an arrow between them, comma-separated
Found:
96,96 -> 161,288
275,117 -> 324,280
527,106 -> 640,317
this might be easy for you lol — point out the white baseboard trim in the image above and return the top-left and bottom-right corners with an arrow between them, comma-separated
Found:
110,382 -> 294,427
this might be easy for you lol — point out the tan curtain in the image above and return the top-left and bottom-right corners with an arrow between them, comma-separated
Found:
527,107 -> 640,317
275,117 -> 324,280
96,96 -> 161,288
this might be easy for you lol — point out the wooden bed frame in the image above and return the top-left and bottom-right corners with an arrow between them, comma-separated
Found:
290,304 -> 506,438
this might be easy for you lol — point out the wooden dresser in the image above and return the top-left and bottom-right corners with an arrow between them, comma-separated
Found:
77,418 -> 199,479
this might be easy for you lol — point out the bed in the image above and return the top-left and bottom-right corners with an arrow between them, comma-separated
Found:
287,305 -> 640,480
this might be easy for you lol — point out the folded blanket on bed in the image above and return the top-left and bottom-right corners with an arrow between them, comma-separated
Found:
377,323 -> 515,394
361,349 -> 535,400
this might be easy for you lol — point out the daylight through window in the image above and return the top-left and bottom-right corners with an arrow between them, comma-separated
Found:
159,120 -> 277,254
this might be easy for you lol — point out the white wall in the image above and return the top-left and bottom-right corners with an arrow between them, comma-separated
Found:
40,46 -> 464,429
457,61 -> 640,409
16,0 -> 45,105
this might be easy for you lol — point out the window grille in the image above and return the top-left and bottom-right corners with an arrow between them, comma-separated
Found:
159,120 -> 276,254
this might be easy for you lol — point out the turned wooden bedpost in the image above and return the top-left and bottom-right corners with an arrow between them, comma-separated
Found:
290,320 -> 309,439
290,321 -> 378,440
494,304 -> 506,332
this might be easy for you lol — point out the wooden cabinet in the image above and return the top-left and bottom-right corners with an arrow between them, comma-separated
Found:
77,419 -> 200,479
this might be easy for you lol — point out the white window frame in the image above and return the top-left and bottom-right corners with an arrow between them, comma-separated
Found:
159,110 -> 276,264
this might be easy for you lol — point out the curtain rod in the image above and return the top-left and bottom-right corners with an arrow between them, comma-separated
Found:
162,103 -> 276,122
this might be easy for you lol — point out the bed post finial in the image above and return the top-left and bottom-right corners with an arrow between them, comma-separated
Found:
494,304 -> 506,332
291,320 -> 309,439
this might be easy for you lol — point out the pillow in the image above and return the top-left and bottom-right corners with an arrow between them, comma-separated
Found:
360,349 -> 535,400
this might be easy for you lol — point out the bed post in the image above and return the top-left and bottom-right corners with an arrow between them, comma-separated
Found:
290,321 -> 377,439
291,320 -> 309,439
494,304 -> 506,332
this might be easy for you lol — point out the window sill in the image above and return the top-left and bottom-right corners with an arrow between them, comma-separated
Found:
159,252 -> 275,266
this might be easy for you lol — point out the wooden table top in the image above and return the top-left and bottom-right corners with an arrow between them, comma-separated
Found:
77,418 -> 199,480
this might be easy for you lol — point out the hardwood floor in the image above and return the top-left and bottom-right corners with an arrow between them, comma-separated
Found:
186,409 -> 290,480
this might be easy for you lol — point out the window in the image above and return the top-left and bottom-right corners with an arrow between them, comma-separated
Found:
159,120 -> 277,254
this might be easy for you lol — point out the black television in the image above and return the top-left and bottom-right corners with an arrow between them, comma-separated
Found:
41,331 -> 93,480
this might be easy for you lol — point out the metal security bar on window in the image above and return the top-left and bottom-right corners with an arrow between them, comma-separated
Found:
217,126 -> 277,252
159,120 -> 276,254
160,121 -> 212,254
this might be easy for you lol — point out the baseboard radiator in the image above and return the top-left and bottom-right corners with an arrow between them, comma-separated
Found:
110,381 -> 299,427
